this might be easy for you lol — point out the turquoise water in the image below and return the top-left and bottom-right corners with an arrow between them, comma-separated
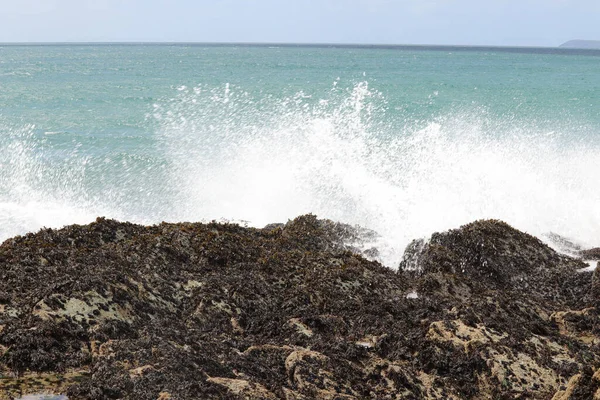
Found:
1,44 -> 599,266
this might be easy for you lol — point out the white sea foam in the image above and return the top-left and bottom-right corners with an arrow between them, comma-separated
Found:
155,82 -> 600,266
0,123 -> 104,239
578,261 -> 598,273
2,82 -> 600,269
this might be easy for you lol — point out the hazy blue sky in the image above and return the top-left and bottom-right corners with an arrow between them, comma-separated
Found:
1,0 -> 598,46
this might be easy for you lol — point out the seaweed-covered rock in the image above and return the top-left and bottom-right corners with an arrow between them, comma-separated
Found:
401,219 -> 591,307
0,216 -> 598,399
593,267 -> 600,303
581,248 -> 600,260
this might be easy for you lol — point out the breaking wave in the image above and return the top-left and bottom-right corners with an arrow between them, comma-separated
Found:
1,82 -> 599,267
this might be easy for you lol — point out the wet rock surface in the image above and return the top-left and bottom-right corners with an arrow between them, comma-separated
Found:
0,216 -> 598,399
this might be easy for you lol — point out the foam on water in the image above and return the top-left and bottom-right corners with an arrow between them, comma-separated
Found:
1,81 -> 599,268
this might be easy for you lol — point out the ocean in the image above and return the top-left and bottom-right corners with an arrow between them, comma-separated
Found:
1,44 -> 599,267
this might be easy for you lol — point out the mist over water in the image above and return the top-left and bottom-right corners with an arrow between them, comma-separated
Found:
1,45 -> 599,267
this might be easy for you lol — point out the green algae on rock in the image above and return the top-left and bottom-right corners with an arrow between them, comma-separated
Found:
0,216 -> 599,399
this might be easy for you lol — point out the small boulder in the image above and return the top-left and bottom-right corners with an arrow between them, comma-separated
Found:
400,220 -> 589,306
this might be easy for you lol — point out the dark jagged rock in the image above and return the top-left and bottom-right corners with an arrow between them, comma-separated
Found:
0,216 -> 599,399
581,248 -> 600,260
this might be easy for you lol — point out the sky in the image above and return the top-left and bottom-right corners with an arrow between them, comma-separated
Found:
0,0 -> 598,46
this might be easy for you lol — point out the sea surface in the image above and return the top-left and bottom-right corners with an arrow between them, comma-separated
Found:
1,44 -> 599,267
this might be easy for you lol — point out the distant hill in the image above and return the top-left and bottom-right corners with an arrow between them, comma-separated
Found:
560,40 -> 600,49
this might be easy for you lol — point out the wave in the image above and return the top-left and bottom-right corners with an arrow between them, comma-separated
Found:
154,81 -> 600,265
1,82 -> 599,267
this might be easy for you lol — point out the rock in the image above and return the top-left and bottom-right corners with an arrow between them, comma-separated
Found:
400,219 -> 591,307
551,367 -> 600,400
0,215 -> 598,399
581,248 -> 600,260
279,215 -> 380,256
207,377 -> 278,399
593,266 -> 600,302
263,223 -> 285,231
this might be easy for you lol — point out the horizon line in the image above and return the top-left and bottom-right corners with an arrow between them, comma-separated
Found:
0,41 -> 558,47
1,41 -> 599,53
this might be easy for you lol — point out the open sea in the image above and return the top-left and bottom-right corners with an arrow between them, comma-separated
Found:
1,44 -> 599,267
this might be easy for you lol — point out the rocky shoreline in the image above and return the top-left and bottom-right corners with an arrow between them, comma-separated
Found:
0,215 -> 598,399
